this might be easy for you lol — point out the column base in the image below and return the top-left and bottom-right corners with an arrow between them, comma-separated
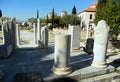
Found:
91,62 -> 108,68
51,66 -> 72,75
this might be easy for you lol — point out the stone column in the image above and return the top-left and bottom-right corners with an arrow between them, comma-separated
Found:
16,24 -> 20,47
52,34 -> 72,75
33,23 -> 37,44
11,18 -> 16,49
41,26 -> 48,48
91,20 -> 110,68
67,25 -> 80,50
9,19 -> 16,50
3,22 -> 11,45
37,18 -> 41,43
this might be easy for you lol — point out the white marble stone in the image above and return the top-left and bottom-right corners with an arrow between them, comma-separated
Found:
33,23 -> 37,44
41,26 -> 48,48
37,18 -> 41,43
67,25 -> 80,50
16,24 -> 20,47
52,34 -> 72,75
92,20 -> 110,68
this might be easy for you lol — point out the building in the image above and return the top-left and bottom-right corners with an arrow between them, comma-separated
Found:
61,10 -> 67,17
77,2 -> 97,30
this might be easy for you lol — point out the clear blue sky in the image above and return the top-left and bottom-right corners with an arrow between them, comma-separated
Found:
0,0 -> 97,21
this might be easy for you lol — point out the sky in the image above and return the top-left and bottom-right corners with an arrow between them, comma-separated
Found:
0,0 -> 97,21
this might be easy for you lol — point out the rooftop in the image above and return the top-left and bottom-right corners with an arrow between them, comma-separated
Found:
78,2 -> 97,14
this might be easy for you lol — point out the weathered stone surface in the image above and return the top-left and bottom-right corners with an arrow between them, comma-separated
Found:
10,18 -> 16,49
41,26 -> 48,48
37,18 -> 41,43
0,44 -> 13,57
3,22 -> 11,45
0,22 -> 13,58
52,34 -> 72,75
92,20 -> 109,68
68,25 -> 80,50
16,24 -> 20,47
33,23 -> 37,44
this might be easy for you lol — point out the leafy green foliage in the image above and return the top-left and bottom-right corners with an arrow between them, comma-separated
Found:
94,0 -> 120,40
41,6 -> 80,29
60,15 -> 80,27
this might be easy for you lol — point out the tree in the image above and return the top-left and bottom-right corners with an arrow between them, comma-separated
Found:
94,0 -> 120,40
97,0 -> 107,9
72,6 -> 77,15
37,10 -> 39,18
60,14 -> 80,27
46,14 -> 48,25
0,10 -> 2,17
52,8 -> 55,29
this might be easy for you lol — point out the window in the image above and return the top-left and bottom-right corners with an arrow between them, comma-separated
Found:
90,14 -> 92,19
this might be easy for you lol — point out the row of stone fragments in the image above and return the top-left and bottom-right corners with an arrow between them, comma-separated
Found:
0,18 -> 16,58
52,20 -> 110,75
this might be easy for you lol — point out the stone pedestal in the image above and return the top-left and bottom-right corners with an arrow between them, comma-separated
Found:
52,34 -> 72,75
67,25 -> 80,50
16,24 -> 20,47
92,20 -> 109,68
41,26 -> 48,48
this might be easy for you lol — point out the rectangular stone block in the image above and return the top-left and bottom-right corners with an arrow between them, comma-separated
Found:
78,65 -> 115,79
67,25 -> 80,49
0,44 -> 13,58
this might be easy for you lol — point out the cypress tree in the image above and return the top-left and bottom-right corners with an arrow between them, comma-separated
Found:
72,6 -> 76,15
37,10 -> 39,18
52,8 -> 54,29
0,10 -> 2,17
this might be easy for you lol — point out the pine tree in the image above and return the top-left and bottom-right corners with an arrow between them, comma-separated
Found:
0,10 -> 2,17
72,6 -> 76,15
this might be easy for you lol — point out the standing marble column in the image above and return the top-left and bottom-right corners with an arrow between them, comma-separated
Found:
33,23 -> 37,44
91,20 -> 110,68
11,18 -> 16,49
37,18 -> 41,43
9,20 -> 16,50
16,24 -> 20,47
52,34 -> 72,75
41,26 -> 48,48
